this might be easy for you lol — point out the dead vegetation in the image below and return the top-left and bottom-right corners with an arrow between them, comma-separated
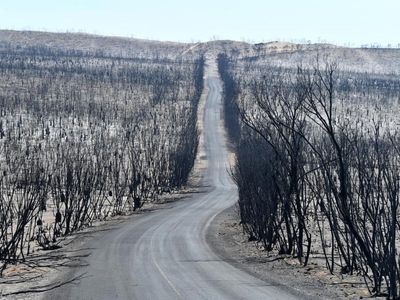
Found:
219,50 -> 400,298
0,39 -> 204,275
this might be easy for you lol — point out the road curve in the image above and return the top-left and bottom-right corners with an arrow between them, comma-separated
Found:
44,57 -> 299,300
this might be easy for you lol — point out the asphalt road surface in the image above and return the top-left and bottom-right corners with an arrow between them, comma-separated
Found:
44,58 -> 299,300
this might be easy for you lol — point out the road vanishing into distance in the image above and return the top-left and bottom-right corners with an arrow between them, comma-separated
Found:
44,58 -> 299,300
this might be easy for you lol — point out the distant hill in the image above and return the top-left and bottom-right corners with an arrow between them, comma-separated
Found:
201,40 -> 400,74
0,30 -> 193,59
1,29 -> 400,73
240,44 -> 400,74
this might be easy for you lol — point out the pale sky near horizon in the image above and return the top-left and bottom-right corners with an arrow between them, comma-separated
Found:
0,0 -> 398,46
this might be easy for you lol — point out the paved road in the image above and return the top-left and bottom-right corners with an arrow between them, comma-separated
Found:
44,58 -> 299,300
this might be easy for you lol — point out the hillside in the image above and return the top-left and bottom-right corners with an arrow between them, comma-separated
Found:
0,30 -> 193,59
241,45 -> 400,74
1,30 -> 400,74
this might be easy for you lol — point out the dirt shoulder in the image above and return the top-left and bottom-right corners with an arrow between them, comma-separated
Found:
207,205 -> 371,300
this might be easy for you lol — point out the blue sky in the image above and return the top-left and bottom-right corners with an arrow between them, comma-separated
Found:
0,0 -> 399,46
